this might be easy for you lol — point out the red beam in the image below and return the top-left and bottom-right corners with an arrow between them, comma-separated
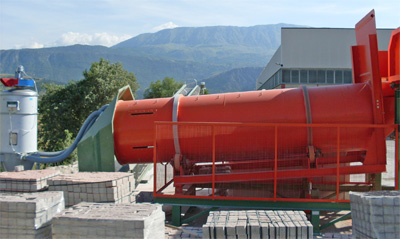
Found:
191,154 -> 364,171
174,165 -> 386,185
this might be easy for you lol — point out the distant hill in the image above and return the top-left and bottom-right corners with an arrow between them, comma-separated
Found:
202,67 -> 264,93
0,45 -> 110,82
113,24 -> 296,67
0,45 -> 229,97
1,24 -> 299,97
115,25 -> 286,47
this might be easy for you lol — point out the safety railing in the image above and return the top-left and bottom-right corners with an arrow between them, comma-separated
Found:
153,122 -> 398,203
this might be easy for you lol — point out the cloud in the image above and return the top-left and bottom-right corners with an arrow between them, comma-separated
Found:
55,32 -> 133,47
29,42 -> 45,49
11,32 -> 133,49
152,22 -> 179,32
13,42 -> 44,49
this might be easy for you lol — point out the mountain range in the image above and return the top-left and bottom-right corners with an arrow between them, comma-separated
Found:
0,24 -> 297,97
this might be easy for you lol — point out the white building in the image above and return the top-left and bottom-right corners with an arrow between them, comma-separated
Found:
256,28 -> 394,90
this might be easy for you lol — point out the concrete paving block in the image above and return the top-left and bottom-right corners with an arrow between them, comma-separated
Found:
260,223 -> 269,239
370,205 -> 383,215
383,196 -> 394,206
370,214 -> 384,224
383,214 -> 396,223
393,205 -> 400,215
249,221 -> 260,239
215,224 -> 225,238
395,224 -> 400,237
276,222 -> 286,239
268,222 -> 277,239
298,222 -> 308,239
284,221 -> 296,239
369,197 -> 383,207
236,221 -> 247,238
394,196 -> 400,206
202,224 -> 211,239
383,205 -> 395,215
225,223 -> 236,237
292,221 -> 301,239
383,223 -> 396,233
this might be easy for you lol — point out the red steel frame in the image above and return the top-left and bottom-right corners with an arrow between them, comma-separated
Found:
153,121 -> 399,203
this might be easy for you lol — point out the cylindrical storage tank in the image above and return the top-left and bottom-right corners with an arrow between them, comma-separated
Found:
113,83 -> 383,165
0,89 -> 38,154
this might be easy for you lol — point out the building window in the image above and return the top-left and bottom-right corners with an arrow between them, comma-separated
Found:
327,70 -> 334,84
317,70 -> 325,83
309,70 -> 317,83
335,70 -> 343,84
262,75 -> 275,90
278,70 -> 282,85
292,70 -> 299,83
282,70 -> 290,83
300,70 -> 308,83
344,70 -> 352,83
259,68 -> 352,90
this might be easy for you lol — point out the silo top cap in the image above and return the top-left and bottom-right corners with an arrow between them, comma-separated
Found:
0,78 -> 34,87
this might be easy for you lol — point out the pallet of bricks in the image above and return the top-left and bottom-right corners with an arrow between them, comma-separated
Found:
0,170 -> 63,238
0,170 -> 59,192
350,191 -> 400,239
52,202 -> 165,239
203,210 -> 313,239
48,172 -> 135,206
0,191 -> 65,238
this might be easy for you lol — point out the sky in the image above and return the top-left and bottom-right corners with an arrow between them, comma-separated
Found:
0,0 -> 399,50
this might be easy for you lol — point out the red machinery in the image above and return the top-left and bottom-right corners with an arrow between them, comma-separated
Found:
112,11 -> 399,200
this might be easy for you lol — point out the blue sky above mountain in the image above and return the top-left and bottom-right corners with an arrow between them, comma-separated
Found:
1,0 -> 399,50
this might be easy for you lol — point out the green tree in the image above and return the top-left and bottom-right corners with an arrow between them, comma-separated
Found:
143,77 -> 183,99
38,59 -> 139,165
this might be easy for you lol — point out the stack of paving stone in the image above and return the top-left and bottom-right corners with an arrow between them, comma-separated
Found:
48,172 -> 135,206
0,191 -> 64,239
350,190 -> 400,239
52,202 -> 165,239
0,170 -> 60,192
203,210 -> 313,239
